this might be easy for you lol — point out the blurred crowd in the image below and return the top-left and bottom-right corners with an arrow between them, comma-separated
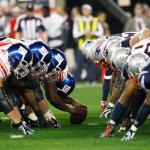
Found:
124,3 -> 150,32
0,1 -> 150,84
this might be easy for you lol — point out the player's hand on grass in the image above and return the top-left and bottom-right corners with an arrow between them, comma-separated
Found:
68,107 -> 79,114
18,122 -> 34,135
100,105 -> 113,118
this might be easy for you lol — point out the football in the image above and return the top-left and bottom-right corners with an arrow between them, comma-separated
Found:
70,106 -> 88,124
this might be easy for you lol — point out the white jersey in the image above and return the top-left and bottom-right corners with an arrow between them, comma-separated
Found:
0,42 -> 11,79
131,38 -> 150,56
0,37 -> 33,47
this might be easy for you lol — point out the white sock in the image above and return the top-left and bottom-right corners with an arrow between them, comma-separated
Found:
44,111 -> 56,121
28,112 -> 38,121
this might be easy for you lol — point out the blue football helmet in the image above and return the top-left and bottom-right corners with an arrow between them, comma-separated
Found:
29,41 -> 52,77
56,73 -> 75,96
8,43 -> 32,79
45,48 -> 68,81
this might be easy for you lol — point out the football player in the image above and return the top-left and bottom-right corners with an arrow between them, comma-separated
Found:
82,29 -> 150,120
82,32 -> 136,118
122,43 -> 150,141
101,30 -> 150,138
0,38 -> 58,128
28,41 -> 87,124
0,41 -> 33,134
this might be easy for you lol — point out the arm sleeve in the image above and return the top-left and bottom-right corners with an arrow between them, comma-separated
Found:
93,22 -> 104,37
72,21 -> 84,39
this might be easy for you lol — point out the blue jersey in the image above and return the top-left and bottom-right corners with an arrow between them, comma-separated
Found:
114,32 -> 136,48
113,32 -> 136,39
139,64 -> 150,90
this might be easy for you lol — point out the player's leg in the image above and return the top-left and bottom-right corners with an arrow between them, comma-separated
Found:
119,88 -> 146,132
101,78 -> 138,137
101,71 -> 125,118
110,79 -> 138,124
131,89 -> 146,119
122,89 -> 150,140
20,89 -> 50,128
0,92 -> 33,134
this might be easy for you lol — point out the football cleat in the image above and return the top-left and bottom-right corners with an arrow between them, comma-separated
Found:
121,124 -> 137,141
100,123 -> 115,138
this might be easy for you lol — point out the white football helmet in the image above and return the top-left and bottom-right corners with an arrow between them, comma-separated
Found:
101,36 -> 123,62
90,36 -> 107,62
126,52 -> 150,78
112,47 -> 130,71
81,40 -> 95,60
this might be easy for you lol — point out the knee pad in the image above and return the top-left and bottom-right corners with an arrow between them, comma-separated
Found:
34,85 -> 44,102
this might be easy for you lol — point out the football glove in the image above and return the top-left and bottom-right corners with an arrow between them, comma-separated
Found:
100,103 -> 114,118
121,124 -> 137,141
121,130 -> 135,141
18,122 -> 34,135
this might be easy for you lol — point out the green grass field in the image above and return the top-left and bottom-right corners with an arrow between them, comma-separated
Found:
0,84 -> 150,150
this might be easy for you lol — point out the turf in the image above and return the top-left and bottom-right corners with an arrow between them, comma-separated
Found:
0,84 -> 150,150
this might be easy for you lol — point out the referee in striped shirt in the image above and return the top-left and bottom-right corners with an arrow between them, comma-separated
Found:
15,3 -> 47,43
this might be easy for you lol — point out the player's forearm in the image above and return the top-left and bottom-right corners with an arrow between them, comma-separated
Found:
130,28 -> 150,47
63,96 -> 80,106
141,28 -> 150,40
129,34 -> 140,48
45,88 -> 70,112
48,93 -> 71,112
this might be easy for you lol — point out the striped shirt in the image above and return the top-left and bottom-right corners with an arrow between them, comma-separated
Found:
15,14 -> 46,40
